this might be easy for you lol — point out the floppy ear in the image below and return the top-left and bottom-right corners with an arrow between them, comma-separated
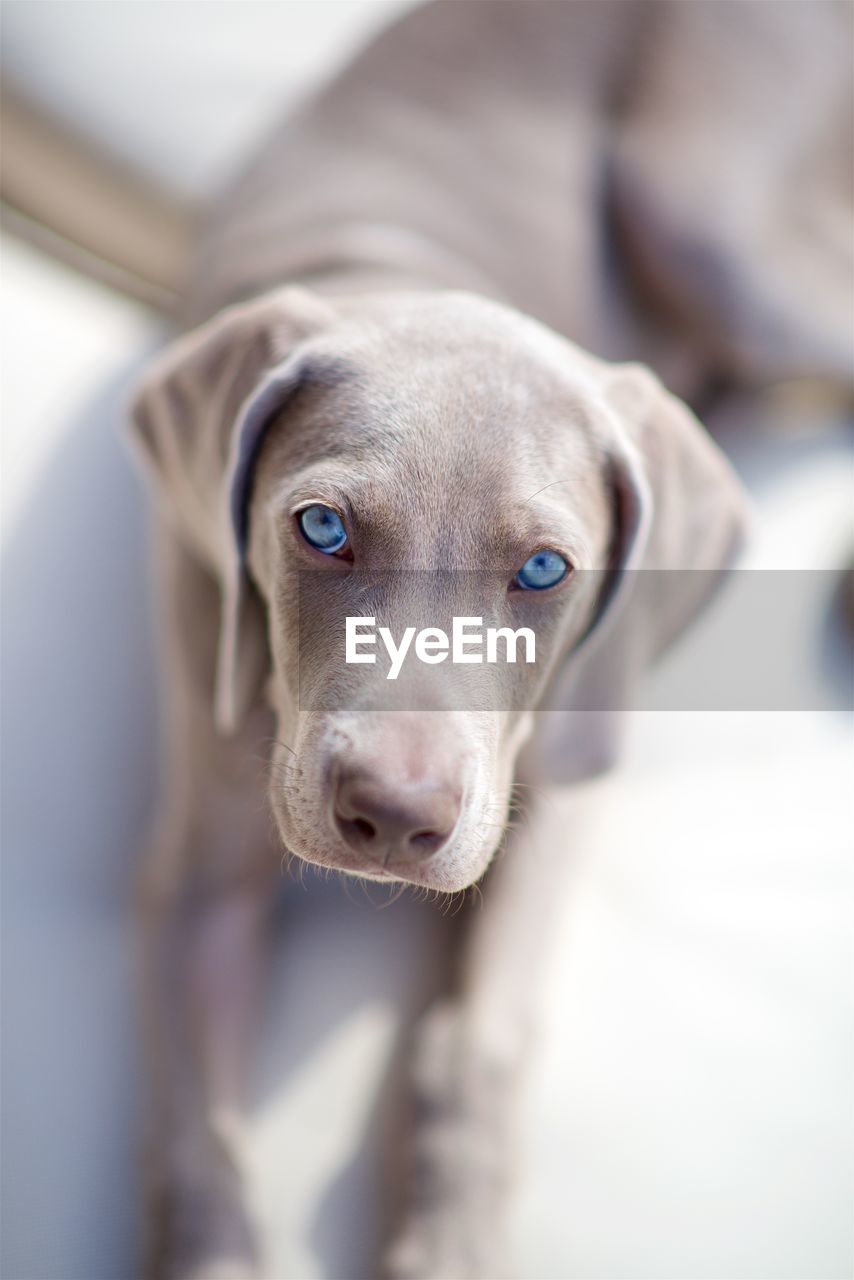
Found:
598,360 -> 749,653
523,362 -> 749,782
128,287 -> 336,734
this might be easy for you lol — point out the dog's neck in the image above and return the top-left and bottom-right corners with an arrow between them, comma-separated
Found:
292,222 -> 502,295
189,221 -> 506,324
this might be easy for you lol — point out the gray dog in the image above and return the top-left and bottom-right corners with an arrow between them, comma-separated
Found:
128,2 -> 849,1277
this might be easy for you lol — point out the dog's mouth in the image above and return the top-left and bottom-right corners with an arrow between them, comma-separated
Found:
267,709 -> 515,891
276,828 -> 500,892
274,806 -> 502,892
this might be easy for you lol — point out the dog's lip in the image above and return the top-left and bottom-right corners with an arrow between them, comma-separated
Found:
319,852 -> 433,886
344,863 -> 403,883
284,840 -> 467,889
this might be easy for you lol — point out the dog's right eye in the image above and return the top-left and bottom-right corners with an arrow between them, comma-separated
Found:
298,504 -> 349,554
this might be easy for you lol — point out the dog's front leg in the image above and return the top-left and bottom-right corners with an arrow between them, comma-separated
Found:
385,797 -> 575,1280
136,539 -> 277,1280
137,838 -> 274,1280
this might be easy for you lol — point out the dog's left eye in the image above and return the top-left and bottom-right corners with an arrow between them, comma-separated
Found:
514,548 -> 570,591
298,504 -> 349,554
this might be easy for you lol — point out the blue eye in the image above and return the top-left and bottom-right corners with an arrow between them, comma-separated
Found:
298,504 -> 348,554
514,548 -> 570,591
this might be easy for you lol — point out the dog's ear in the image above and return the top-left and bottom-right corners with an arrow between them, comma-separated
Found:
525,362 -> 749,782
128,287 -> 336,733
589,360 -> 749,655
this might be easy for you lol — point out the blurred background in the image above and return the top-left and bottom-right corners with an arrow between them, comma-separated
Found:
1,3 -> 852,1279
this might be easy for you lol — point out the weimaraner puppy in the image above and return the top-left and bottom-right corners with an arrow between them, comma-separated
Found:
133,292 -> 743,1280
127,0 -> 854,1275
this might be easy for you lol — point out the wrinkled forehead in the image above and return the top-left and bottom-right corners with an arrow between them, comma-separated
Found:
253,301 -> 612,559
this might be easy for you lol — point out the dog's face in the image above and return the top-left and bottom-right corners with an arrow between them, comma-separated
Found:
131,288 -> 746,892
243,293 -> 624,890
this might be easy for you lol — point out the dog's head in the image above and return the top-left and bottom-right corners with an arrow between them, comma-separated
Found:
130,288 -> 746,890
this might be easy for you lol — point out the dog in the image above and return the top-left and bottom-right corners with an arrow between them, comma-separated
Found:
127,0 -> 850,1275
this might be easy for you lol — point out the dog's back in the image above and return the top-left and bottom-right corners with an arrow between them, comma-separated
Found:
188,0 -> 853,404
188,1 -> 643,342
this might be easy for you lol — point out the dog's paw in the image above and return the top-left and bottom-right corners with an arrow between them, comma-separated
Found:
143,1174 -> 259,1280
183,1256 -> 262,1280
383,1213 -> 509,1280
181,1258 -> 259,1280
384,1002 -> 519,1280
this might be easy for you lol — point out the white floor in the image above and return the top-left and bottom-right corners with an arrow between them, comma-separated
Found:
2,1 -> 418,202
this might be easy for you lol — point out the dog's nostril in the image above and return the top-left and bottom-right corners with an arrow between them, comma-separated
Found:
335,814 -> 378,848
408,829 -> 446,855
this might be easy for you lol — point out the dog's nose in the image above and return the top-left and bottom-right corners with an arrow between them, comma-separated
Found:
333,769 -> 460,863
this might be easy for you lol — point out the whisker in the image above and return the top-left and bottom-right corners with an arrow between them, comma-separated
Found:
339,874 -> 361,906
511,780 -> 561,817
377,881 -> 409,910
